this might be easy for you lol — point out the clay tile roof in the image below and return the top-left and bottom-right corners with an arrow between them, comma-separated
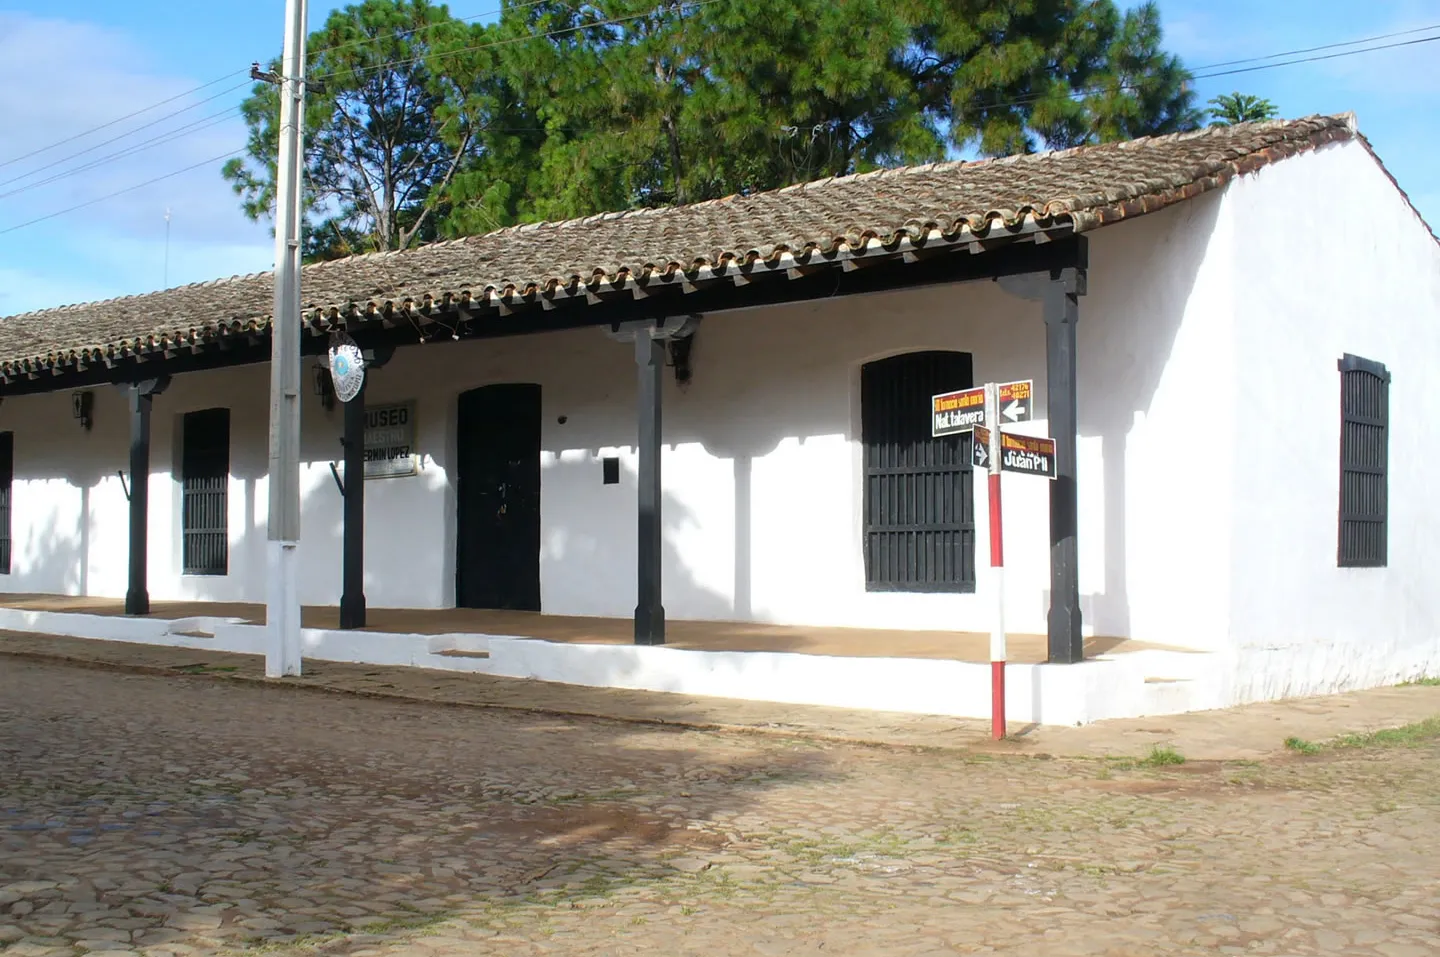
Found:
0,114 -> 1376,377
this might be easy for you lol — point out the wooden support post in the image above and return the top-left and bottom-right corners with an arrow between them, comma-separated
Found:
339,375 -> 367,629
1044,242 -> 1087,663
125,376 -> 170,616
634,331 -> 665,645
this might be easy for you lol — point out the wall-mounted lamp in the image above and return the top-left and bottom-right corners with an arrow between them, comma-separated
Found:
72,390 -> 94,430
313,362 -> 336,412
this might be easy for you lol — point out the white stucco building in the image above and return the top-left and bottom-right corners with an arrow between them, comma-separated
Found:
0,113 -> 1435,723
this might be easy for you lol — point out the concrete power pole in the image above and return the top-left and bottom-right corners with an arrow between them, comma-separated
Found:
266,0 -> 309,678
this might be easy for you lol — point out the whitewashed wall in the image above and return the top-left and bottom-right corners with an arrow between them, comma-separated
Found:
1220,137 -> 1440,693
0,187 -> 1239,645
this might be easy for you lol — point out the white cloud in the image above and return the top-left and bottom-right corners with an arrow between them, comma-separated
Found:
0,266 -> 121,317
0,12 -> 272,316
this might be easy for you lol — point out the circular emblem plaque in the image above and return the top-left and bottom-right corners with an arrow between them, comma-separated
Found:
328,332 -> 365,403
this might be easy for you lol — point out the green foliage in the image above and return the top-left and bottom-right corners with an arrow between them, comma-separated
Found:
225,0 -> 536,258
1207,91 -> 1279,126
1331,717 -> 1440,750
1284,736 -> 1321,755
228,0 -> 1202,256
1138,745 -> 1185,766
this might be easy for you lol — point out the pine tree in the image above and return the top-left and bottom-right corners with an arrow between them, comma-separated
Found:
224,0 -> 537,258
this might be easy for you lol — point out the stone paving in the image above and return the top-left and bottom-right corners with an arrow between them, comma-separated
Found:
3,658 -> 1440,956
5,632 -> 1440,761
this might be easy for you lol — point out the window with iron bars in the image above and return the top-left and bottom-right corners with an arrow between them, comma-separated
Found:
861,350 -> 976,592
182,408 -> 230,576
1338,354 -> 1389,568
0,432 -> 12,575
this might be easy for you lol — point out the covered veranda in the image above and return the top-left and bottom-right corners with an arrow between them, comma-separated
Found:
0,594 -> 1167,664
0,214 -> 1093,663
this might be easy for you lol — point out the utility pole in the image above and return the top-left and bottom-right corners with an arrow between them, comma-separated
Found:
266,0 -> 308,678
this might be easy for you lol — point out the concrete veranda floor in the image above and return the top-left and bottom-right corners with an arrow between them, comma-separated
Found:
0,593 -> 1181,663
2,630 -> 1436,761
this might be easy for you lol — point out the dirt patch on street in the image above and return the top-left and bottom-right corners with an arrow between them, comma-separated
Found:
486,802 -> 729,851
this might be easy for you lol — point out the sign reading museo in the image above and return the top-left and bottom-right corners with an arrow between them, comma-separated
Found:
363,401 -> 418,479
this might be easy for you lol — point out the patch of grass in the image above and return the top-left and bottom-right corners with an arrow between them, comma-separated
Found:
173,664 -> 239,675
1137,745 -> 1185,767
1331,716 -> 1440,750
1398,676 -> 1440,687
1284,736 -> 1321,755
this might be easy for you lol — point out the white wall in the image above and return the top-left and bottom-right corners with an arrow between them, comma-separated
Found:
1222,137 -> 1440,692
0,189 -> 1239,646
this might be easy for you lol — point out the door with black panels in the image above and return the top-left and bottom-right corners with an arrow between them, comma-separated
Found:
861,351 -> 976,592
455,384 -> 542,610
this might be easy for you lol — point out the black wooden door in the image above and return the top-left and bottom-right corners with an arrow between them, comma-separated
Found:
455,384 -> 542,610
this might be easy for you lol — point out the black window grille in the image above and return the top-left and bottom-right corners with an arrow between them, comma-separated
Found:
1338,354 -> 1389,568
0,432 -> 12,575
862,351 -> 975,592
182,408 -> 230,576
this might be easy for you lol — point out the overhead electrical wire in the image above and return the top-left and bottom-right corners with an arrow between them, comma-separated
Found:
0,107 -> 244,201
0,71 -> 249,172
3,17 -> 1436,238
1187,21 -> 1440,72
0,148 -> 247,237
310,0 -> 721,83
0,83 -> 251,194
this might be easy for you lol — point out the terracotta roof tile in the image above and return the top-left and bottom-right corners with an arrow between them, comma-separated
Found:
0,114 -> 1373,377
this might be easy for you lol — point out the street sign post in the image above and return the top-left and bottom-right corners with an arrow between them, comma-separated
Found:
932,379 -> 1033,437
973,426 -> 1058,480
933,378 -> 1050,741
981,384 -> 1006,742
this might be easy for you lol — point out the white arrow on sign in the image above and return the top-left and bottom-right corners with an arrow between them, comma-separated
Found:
973,442 -> 990,469
1002,400 -> 1026,423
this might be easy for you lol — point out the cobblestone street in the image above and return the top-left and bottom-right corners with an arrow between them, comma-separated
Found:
2,659 -> 1438,956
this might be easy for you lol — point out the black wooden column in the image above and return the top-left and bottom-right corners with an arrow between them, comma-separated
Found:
1044,246 -> 1087,663
339,375 -> 367,629
126,376 -> 170,616
634,331 -> 665,645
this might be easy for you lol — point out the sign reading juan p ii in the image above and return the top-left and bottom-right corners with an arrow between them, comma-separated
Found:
931,379 -> 1033,437
972,425 -> 1057,480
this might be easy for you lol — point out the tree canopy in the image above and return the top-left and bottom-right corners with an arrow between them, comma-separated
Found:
1207,91 -> 1279,126
226,0 -> 1203,260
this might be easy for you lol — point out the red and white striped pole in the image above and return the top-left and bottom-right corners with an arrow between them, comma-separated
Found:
984,382 -> 1006,740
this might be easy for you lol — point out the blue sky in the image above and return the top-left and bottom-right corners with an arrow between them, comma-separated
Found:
0,0 -> 1436,317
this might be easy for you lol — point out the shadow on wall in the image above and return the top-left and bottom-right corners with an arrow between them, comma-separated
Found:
1074,193 -> 1223,638
538,317 -> 860,623
543,454 -> 740,622
4,384 -> 131,596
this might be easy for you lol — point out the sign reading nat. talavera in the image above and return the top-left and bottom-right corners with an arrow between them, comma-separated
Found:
363,401 -> 417,479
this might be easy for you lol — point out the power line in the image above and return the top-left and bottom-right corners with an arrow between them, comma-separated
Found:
308,0 -> 567,64
0,149 -> 245,237
1192,32 -> 1440,80
962,31 -> 1440,120
1188,21 -> 1440,71
311,0 -> 721,83
0,83 -> 251,193
5,16 -> 1436,238
0,71 -> 248,173
0,107 -> 243,202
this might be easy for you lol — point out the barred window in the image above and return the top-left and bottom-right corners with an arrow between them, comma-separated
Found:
861,351 -> 975,592
0,431 -> 12,575
181,408 -> 229,576
1338,354 -> 1389,568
